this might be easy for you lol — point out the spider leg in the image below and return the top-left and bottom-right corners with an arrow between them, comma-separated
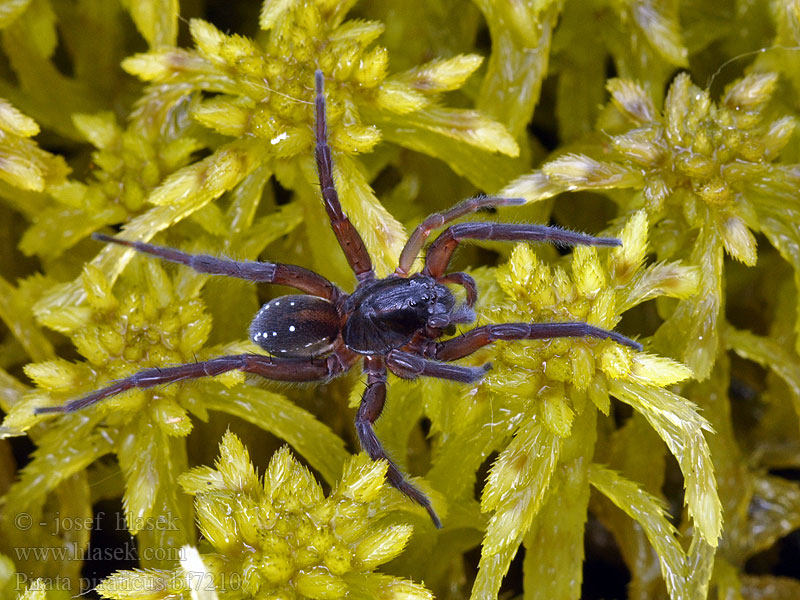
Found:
386,350 -> 490,383
423,222 -> 622,278
396,195 -> 526,275
437,271 -> 477,308
423,322 -> 642,362
35,354 -> 344,414
313,70 -> 374,282
358,356 -> 442,528
93,234 -> 339,300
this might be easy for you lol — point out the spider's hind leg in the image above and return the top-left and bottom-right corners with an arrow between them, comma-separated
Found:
35,354 -> 342,414
358,356 -> 443,528
92,233 -> 338,299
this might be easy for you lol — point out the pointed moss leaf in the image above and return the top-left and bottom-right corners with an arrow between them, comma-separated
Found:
501,170 -> 567,203
618,261 -> 701,313
117,417 -> 175,535
522,411 -> 594,599
470,544 -> 517,600
723,72 -> 778,111
265,445 -> 325,508
338,454 -> 388,504
0,274 -> 55,361
259,0 -> 297,30
148,138 -> 263,206
354,524 -> 414,569
721,214 -> 757,265
0,96 -> 37,135
374,80 -> 429,114
327,18 -> 384,46
611,210 -> 648,283
606,78 -> 657,124
541,388 -> 574,437
610,380 -> 722,545
653,226 -> 723,380
631,353 -> 693,387
542,153 -> 643,189
482,419 -> 561,513
482,420 -> 562,555
367,108 -> 525,191
2,423 -> 112,512
631,0 -> 688,66
97,568 -> 183,600
393,54 -> 483,93
178,465 -> 224,495
215,430 -> 260,495
23,359 -> 83,391
589,465 -> 689,598
122,0 -> 179,48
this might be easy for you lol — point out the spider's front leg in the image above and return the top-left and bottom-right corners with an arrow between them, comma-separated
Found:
357,356 -> 442,528
35,354 -> 344,414
313,70 -> 374,282
396,195 -> 526,276
423,222 -> 623,278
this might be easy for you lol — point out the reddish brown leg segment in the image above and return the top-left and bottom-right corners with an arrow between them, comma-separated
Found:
396,195 -> 525,275
94,234 -> 339,300
424,322 -> 642,362
387,350 -> 489,383
356,356 -> 442,528
423,223 -> 623,278
437,271 -> 477,307
35,354 -> 343,414
314,71 -> 374,282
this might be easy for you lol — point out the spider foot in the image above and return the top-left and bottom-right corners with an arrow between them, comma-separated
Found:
385,464 -> 443,529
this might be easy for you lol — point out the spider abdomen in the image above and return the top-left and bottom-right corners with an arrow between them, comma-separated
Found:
249,295 -> 340,357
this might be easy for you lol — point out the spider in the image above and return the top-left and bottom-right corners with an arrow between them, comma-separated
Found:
37,71 -> 641,528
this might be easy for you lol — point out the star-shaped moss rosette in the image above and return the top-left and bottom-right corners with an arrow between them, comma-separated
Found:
420,212 -> 721,599
18,106 -> 208,260
1,259 -> 348,569
96,432 -> 432,600
506,71 -> 800,379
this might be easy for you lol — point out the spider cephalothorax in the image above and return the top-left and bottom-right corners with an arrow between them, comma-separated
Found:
37,71 -> 641,528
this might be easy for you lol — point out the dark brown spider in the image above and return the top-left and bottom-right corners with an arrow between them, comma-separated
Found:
37,71 -> 641,528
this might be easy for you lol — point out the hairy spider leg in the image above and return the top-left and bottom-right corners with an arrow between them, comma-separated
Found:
92,233 -> 339,301
35,354 -> 345,414
386,349 -> 490,382
422,322 -> 643,363
314,70 -> 374,282
358,356 -> 443,528
423,222 -> 623,278
396,194 -> 526,275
